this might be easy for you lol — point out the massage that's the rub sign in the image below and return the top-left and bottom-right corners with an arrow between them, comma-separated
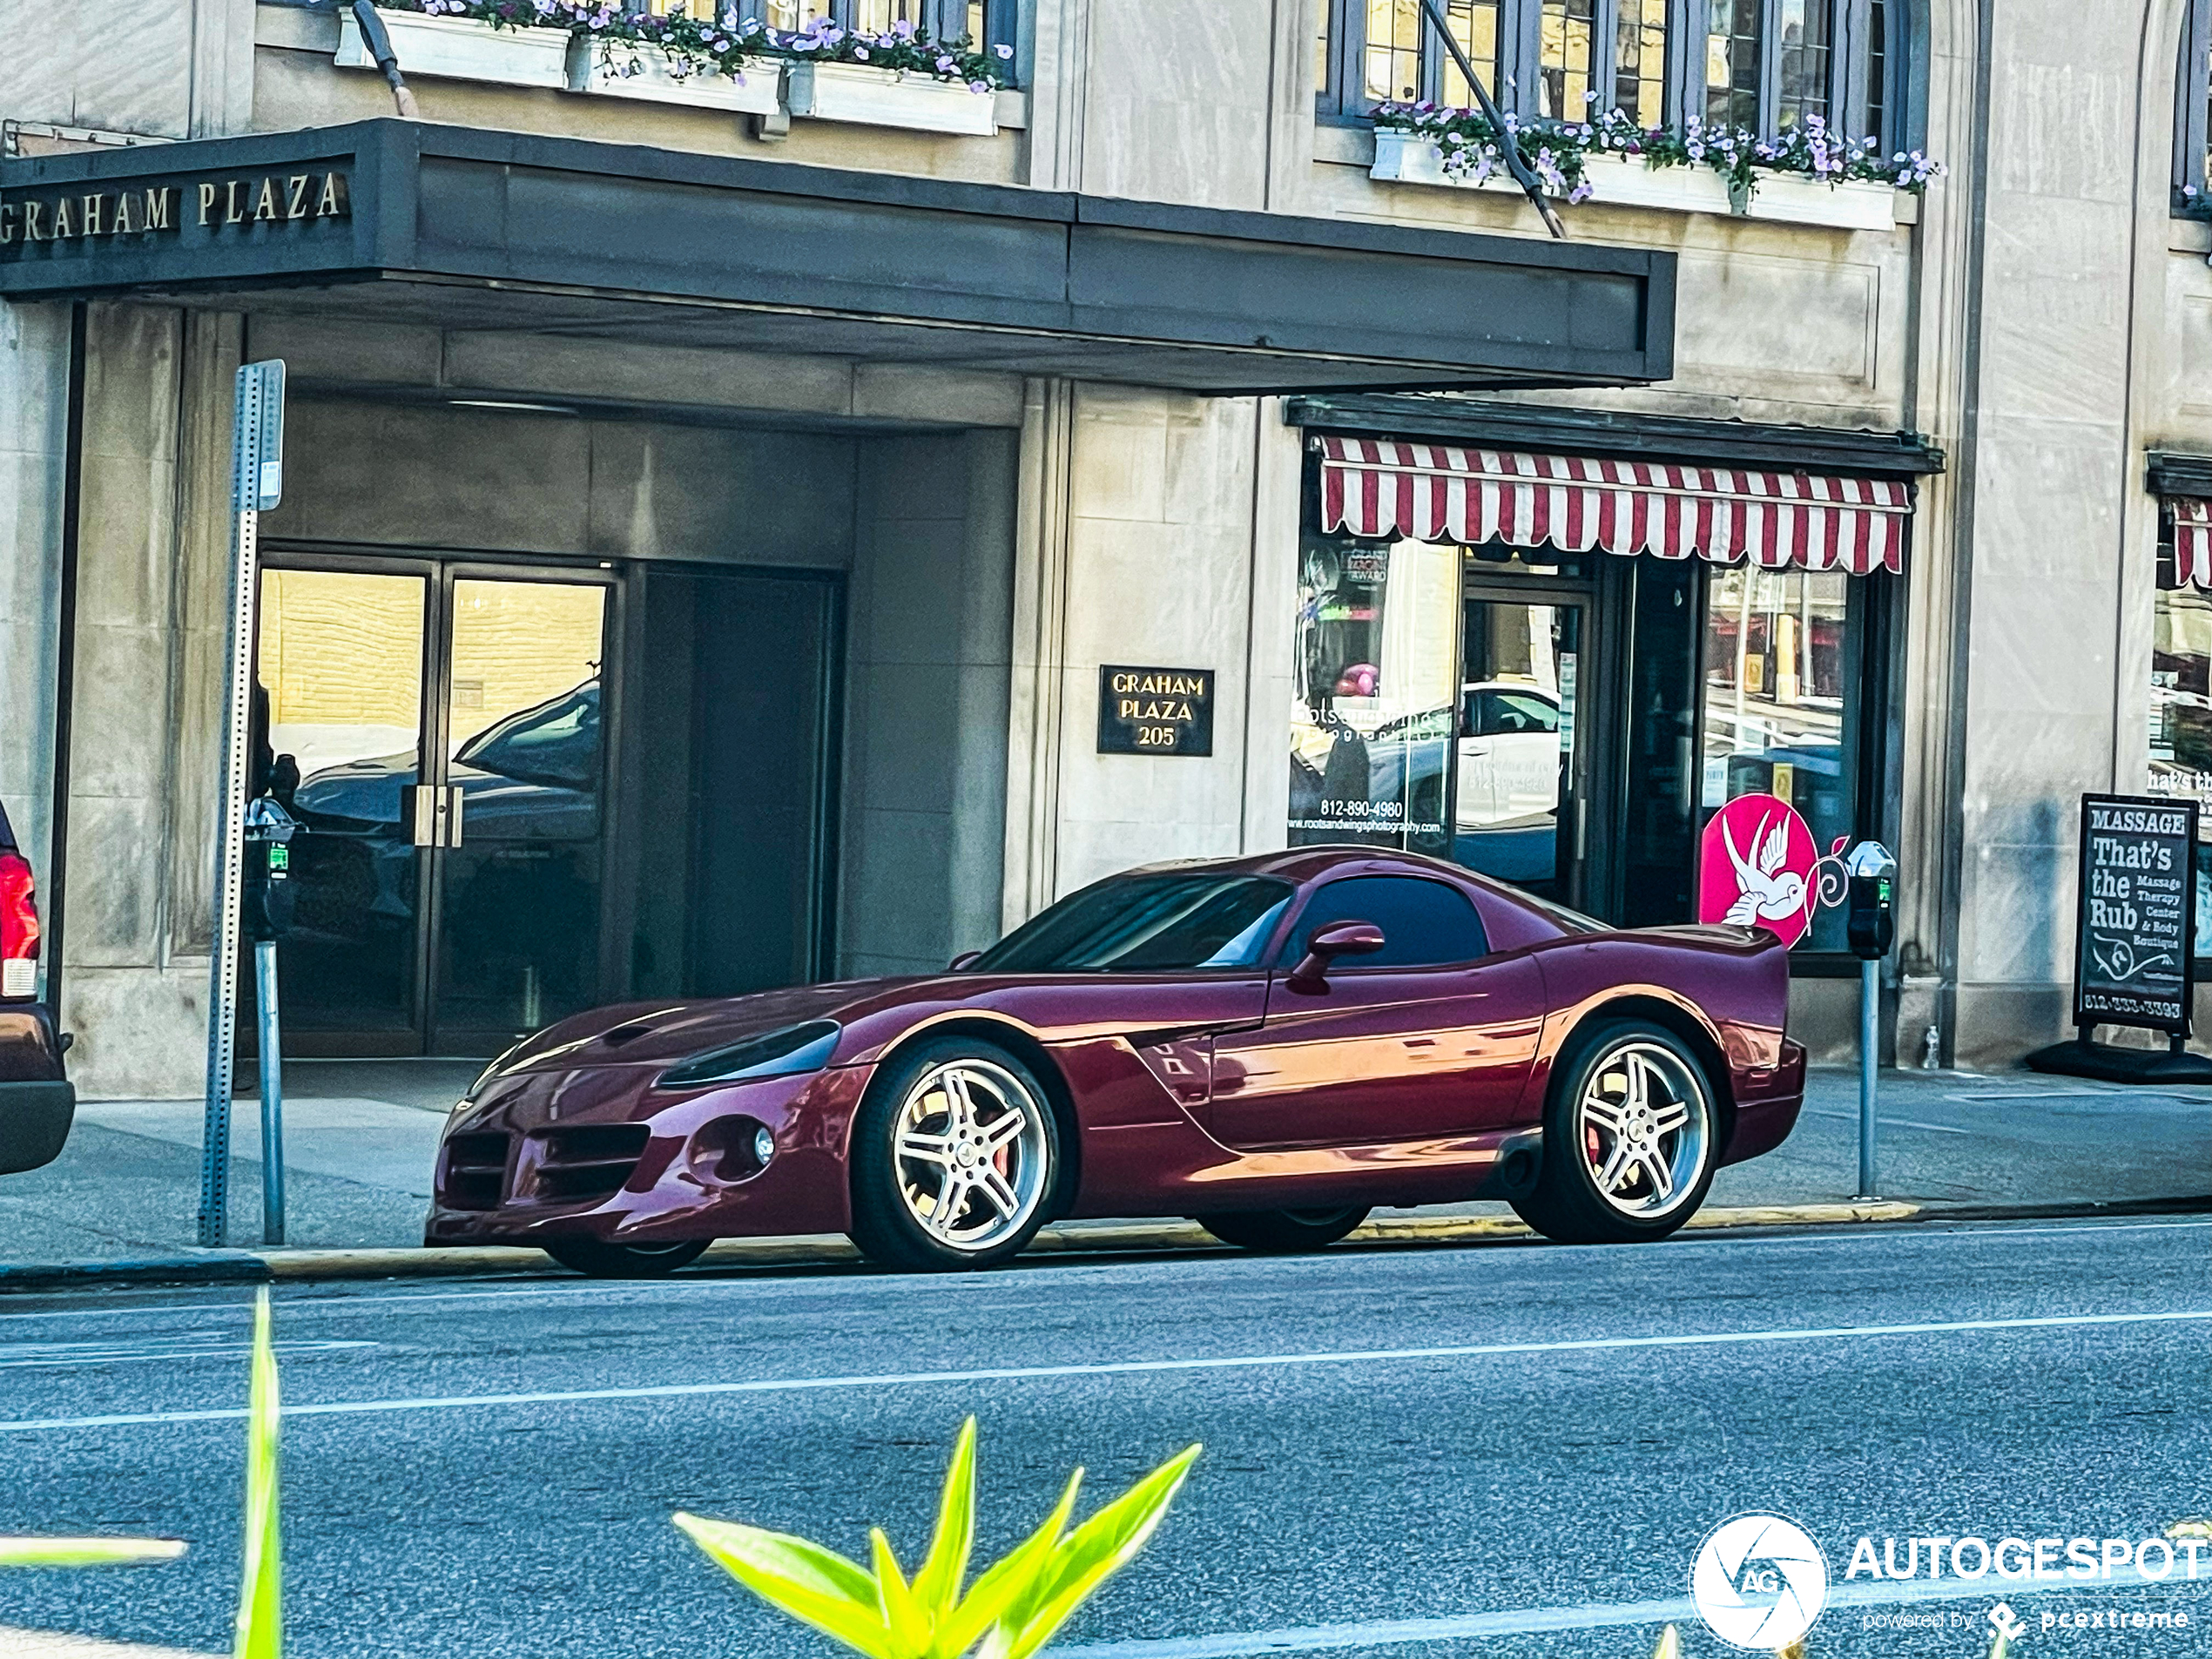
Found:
0,168 -> 351,249
1097,665 -> 1215,757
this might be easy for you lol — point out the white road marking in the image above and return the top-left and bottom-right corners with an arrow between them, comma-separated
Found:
0,1336 -> 371,1370
0,1629 -> 212,1658
1059,1562 -> 2190,1659
0,1305 -> 2207,1437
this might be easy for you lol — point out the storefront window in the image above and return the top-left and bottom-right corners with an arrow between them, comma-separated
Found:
1701,566 -> 1856,950
2148,582 -> 2212,954
1289,538 -> 1458,856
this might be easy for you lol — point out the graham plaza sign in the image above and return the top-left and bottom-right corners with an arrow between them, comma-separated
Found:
0,170 -> 351,248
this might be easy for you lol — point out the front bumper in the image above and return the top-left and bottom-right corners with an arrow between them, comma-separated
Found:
423,1060 -> 873,1247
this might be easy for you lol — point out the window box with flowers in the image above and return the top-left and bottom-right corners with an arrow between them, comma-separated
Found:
336,5 -> 570,90
336,4 -> 1015,132
1368,105 -> 1936,233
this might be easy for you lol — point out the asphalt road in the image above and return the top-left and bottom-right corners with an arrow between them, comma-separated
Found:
0,1218 -> 2207,1659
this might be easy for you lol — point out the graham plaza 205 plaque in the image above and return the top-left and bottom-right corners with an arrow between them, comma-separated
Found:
1097,666 -> 1214,757
2071,792 -> 2198,1035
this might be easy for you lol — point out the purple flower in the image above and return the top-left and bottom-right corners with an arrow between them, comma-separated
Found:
935,52 -> 955,70
994,41 -> 1012,58
853,43 -> 868,57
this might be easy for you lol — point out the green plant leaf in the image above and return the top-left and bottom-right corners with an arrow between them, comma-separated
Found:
233,1287 -> 282,1659
930,1468 -> 1083,1659
0,1538 -> 185,1568
988,1445 -> 1201,1659
913,1418 -> 978,1620
873,1528 -> 933,1659
677,1514 -> 893,1658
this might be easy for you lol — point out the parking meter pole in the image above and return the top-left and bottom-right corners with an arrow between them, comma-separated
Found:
198,361 -> 285,1250
1858,955 -> 1878,1200
1844,840 -> 1898,1204
253,938 -> 286,1245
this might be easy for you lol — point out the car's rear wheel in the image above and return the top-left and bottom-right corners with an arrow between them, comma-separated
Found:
1511,1019 -> 1716,1244
542,1238 -> 711,1278
1195,1205 -> 1370,1253
848,1037 -> 1061,1272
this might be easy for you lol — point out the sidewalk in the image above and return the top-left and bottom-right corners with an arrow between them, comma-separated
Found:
0,1063 -> 2203,1275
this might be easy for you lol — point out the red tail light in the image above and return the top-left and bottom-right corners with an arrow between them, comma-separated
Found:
0,851 -> 38,1000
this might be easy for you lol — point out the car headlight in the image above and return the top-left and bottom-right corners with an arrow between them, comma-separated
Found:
656,1021 -> 841,1089
458,1037 -> 529,1111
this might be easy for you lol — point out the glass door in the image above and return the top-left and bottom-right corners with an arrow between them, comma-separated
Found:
258,568 -> 432,1043
1453,588 -> 1589,906
428,575 -> 610,1052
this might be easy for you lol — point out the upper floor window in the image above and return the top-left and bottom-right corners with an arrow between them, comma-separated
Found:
642,0 -> 1012,51
2177,0 -> 2212,212
1320,0 -> 1901,145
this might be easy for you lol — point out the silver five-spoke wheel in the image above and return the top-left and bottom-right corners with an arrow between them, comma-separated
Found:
1575,1042 -> 1708,1219
893,1059 -> 1049,1252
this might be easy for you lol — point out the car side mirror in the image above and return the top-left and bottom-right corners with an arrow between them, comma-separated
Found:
948,949 -> 982,972
1288,921 -> 1385,990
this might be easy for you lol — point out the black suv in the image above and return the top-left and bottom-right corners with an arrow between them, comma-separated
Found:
0,799 -> 73,1172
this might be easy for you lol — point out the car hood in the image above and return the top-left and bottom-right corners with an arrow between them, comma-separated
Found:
491,978 -> 939,1076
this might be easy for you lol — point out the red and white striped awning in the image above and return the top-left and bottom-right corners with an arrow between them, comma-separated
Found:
1318,437 -> 1912,576
2172,497 -> 2212,589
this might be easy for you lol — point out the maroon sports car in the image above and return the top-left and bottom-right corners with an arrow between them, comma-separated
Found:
427,847 -> 1806,1275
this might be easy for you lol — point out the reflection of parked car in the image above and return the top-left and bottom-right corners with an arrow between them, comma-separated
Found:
284,680 -> 601,941
1364,682 -> 1561,833
0,799 -> 74,1175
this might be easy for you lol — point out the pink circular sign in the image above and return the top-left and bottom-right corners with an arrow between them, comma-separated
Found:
1698,792 -> 1820,948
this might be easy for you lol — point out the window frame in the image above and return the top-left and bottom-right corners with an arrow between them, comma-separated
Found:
1318,0 -> 1902,148
637,0 -> 1015,55
2176,0 -> 2212,214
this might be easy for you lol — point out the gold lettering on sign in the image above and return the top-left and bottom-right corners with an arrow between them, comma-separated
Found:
51,198 -> 74,239
315,172 -> 349,217
224,180 -> 245,225
252,178 -> 278,221
143,186 -> 174,231
112,192 -> 135,235
0,204 -> 16,245
286,175 -> 311,219
22,201 -> 44,241
198,182 -> 219,226
80,194 -> 105,237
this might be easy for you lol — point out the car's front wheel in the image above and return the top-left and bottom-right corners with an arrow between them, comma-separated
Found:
848,1037 -> 1062,1271
542,1238 -> 711,1278
1195,1205 -> 1371,1254
1510,1020 -> 1717,1244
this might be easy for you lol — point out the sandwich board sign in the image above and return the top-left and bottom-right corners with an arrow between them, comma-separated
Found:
2071,793 -> 2196,1035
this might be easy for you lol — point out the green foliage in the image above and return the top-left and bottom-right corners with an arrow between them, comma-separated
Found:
678,1417 -> 1200,1659
233,1287 -> 284,1659
0,1537 -> 185,1568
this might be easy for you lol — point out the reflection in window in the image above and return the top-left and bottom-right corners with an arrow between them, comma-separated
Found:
2151,579 -> 2212,956
1774,0 -> 1831,128
1614,0 -> 1669,126
1862,0 -> 1887,143
1538,0 -> 1597,119
1702,567 -> 1855,949
1290,539 -> 1458,856
1365,0 -> 1501,105
1704,0 -> 1761,129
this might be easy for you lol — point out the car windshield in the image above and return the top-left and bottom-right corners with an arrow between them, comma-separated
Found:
969,873 -> 1295,973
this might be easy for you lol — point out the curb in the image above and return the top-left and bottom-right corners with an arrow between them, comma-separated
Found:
2,1196 -> 2204,1291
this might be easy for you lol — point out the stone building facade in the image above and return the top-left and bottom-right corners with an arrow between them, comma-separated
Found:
0,0 -> 2202,1096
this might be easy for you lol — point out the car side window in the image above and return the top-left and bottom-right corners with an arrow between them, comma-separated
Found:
1470,690 -> 1559,738
1286,876 -> 1489,969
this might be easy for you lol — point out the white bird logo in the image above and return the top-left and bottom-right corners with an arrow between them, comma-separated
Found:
1721,811 -> 1808,930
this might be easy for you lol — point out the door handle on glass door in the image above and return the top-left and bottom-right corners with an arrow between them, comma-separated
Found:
408,784 -> 437,848
445,786 -> 465,848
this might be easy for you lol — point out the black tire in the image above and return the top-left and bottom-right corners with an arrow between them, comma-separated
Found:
848,1036 -> 1062,1272
542,1237 -> 711,1278
1510,1019 -> 1718,1244
1195,1205 -> 1370,1254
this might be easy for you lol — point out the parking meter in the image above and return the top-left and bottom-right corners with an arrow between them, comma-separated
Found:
1845,840 -> 1897,961
242,799 -> 298,943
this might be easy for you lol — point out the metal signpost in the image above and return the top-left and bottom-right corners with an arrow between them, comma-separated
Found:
198,361 -> 286,1249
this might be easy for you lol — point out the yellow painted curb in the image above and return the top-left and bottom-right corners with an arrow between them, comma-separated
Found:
252,1198 -> 1926,1279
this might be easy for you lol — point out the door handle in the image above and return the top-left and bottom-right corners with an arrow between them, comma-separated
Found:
445,786 -> 465,848
408,784 -> 437,848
